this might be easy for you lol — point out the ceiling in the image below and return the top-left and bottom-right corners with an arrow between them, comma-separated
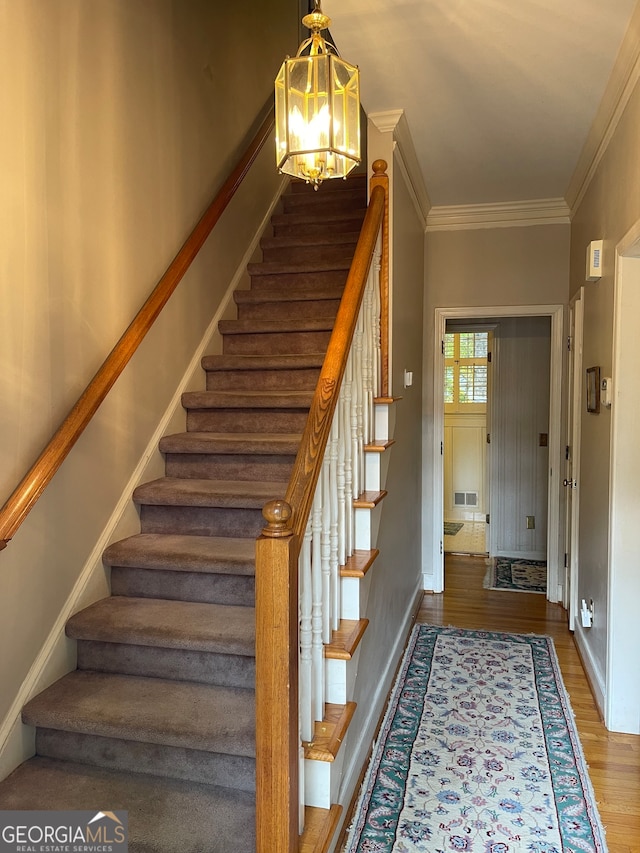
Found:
322,0 -> 638,211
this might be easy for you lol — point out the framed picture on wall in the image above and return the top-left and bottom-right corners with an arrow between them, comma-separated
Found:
586,366 -> 601,413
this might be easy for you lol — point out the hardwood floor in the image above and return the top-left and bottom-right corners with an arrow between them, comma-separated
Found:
418,554 -> 640,852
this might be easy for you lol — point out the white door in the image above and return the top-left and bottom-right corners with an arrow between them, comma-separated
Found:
564,289 -> 583,630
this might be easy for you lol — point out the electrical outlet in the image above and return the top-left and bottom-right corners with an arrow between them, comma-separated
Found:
526,515 -> 535,529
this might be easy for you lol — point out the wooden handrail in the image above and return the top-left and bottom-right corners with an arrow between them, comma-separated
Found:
256,162 -> 388,853
0,106 -> 276,552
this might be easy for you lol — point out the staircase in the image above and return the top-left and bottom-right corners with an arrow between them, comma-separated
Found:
0,175 -> 368,852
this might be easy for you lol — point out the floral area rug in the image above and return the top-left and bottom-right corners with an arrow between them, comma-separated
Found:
345,625 -> 606,853
483,557 -> 547,594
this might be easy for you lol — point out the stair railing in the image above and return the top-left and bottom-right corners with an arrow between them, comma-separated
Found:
0,105 -> 276,553
256,160 -> 389,853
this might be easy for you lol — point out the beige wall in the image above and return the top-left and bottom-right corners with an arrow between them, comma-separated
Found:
570,77 -> 640,731
422,224 -> 570,582
0,0 -> 297,772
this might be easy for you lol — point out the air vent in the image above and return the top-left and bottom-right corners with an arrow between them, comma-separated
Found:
454,491 -> 478,507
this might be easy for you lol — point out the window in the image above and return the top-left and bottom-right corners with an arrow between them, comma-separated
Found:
445,332 -> 488,412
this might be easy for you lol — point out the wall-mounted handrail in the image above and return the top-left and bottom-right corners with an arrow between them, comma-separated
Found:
0,106 -> 276,553
256,161 -> 389,853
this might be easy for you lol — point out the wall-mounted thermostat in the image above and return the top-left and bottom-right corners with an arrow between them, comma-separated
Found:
586,240 -> 603,281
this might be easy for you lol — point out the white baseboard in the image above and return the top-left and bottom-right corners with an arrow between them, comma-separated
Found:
0,179 -> 287,780
422,571 -> 435,591
335,580 -> 423,847
573,623 -> 606,719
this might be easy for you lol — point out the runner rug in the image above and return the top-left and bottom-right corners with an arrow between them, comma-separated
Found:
345,625 -> 606,853
483,557 -> 547,593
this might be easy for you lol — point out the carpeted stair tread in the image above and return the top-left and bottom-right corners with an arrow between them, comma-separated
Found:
67,597 -> 255,656
233,285 -> 344,304
202,353 -> 325,371
181,389 -> 313,409
133,477 -> 288,508
217,317 -> 335,335
103,534 -> 256,574
159,432 -> 302,455
246,258 -> 353,275
23,671 -> 255,756
0,756 -> 256,853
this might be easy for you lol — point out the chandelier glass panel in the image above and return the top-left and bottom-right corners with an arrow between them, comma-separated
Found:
275,2 -> 360,187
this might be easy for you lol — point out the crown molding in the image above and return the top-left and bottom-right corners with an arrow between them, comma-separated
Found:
368,109 -> 431,225
426,198 -> 571,232
565,2 -> 640,215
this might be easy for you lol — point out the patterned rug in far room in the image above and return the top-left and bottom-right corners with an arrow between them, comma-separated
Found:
483,556 -> 547,593
345,625 -> 606,853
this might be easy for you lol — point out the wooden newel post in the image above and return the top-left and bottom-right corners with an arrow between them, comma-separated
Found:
255,499 -> 300,853
370,159 -> 390,397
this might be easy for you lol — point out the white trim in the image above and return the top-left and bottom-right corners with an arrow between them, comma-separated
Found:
431,305 -> 564,601
426,199 -> 570,232
606,218 -> 640,734
0,179 -> 288,775
574,622 -> 606,719
566,3 -> 640,214
368,110 -> 431,224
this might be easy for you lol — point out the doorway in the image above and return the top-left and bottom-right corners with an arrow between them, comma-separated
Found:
431,305 -> 565,599
442,326 -> 491,556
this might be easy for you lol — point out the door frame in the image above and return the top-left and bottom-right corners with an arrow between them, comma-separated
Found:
432,304 -> 565,599
565,288 -> 584,630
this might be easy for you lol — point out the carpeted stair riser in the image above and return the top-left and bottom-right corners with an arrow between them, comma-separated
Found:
139,505 -> 265,538
281,195 -> 365,217
248,268 -> 350,290
77,639 -> 254,688
205,365 -> 321,391
260,241 -> 359,265
35,729 -> 255,792
223,329 -> 332,356
164,452 -> 296,481
270,214 -> 366,241
111,566 -> 255,607
237,296 -> 341,321
186,407 -> 310,433
247,271 -> 350,294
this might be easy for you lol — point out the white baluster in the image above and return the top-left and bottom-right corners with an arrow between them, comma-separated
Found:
311,482 -> 324,722
344,350 -> 355,555
337,391 -> 347,568
329,416 -> 340,631
354,309 -> 365,496
321,454 -> 331,646
372,243 -> 382,399
299,518 -> 313,744
363,275 -> 374,446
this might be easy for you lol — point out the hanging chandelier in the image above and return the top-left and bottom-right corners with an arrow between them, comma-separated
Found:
275,1 -> 361,188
